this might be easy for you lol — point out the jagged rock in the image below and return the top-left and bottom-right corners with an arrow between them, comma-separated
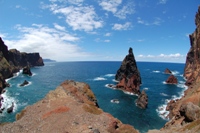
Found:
20,80 -> 29,87
136,90 -> 148,109
184,6 -> 200,85
22,66 -> 32,76
7,102 -> 14,113
165,75 -> 178,84
115,47 -> 141,94
164,68 -> 172,74
180,102 -> 200,122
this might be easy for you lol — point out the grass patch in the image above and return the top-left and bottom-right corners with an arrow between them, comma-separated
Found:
83,104 -> 102,115
16,109 -> 26,120
183,119 -> 200,131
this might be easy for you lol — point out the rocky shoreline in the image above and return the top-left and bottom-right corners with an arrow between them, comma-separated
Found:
148,6 -> 200,133
0,37 -> 44,115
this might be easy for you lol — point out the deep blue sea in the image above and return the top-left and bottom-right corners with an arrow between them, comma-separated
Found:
0,61 -> 187,133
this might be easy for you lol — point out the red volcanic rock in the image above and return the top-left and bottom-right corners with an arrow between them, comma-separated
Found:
115,47 -> 141,94
164,68 -> 172,74
165,75 -> 178,84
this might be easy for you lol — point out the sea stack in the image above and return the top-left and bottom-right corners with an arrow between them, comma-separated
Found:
115,47 -> 141,94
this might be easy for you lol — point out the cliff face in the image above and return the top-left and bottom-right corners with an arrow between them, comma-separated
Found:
148,6 -> 200,133
184,6 -> 200,85
0,37 -> 44,92
0,80 -> 138,133
115,47 -> 141,94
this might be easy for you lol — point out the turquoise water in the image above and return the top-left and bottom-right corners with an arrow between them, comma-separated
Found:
0,61 -> 187,133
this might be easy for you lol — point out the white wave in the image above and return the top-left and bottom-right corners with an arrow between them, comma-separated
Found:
160,93 -> 169,97
143,87 -> 149,91
162,81 -> 167,84
123,91 -> 138,96
171,71 -> 179,75
93,77 -> 107,81
152,70 -> 160,73
156,104 -> 169,120
1,91 -> 17,114
111,99 -> 119,104
105,84 -> 116,89
105,74 -> 115,77
5,70 -> 23,82
112,79 -> 119,82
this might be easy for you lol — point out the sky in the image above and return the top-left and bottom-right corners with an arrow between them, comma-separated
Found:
0,0 -> 199,63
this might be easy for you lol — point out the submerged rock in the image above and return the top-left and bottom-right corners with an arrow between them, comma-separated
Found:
115,47 -> 141,94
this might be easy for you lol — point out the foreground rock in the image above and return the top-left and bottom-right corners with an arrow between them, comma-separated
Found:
165,75 -> 178,84
136,90 -> 148,109
0,80 -> 138,133
115,47 -> 141,94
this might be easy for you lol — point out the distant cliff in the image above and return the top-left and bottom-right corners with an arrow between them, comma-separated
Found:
0,80 -> 139,133
115,47 -> 141,94
0,37 -> 44,92
148,6 -> 200,133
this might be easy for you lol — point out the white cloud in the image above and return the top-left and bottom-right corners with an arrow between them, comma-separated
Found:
137,53 -> 185,63
114,2 -> 135,19
112,22 -> 131,30
99,0 -> 135,19
104,40 -> 110,42
137,17 -> 163,26
158,0 -> 168,4
50,5 -> 103,32
104,32 -> 111,36
4,24 -> 91,61
54,23 -> 66,31
99,0 -> 122,13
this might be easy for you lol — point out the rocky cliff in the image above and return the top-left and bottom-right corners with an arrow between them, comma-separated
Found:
0,37 -> 44,92
0,80 -> 138,133
148,6 -> 200,133
115,47 -> 141,94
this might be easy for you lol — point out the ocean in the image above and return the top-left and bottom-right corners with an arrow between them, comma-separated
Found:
1,61 -> 187,133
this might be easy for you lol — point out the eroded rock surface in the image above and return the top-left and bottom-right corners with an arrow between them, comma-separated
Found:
165,75 -> 178,84
115,47 -> 141,94
0,80 -> 138,133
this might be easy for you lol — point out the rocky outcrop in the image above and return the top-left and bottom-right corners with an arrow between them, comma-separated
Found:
164,68 -> 172,74
0,80 -> 138,133
20,80 -> 29,87
115,47 -> 141,94
165,75 -> 178,84
136,90 -> 148,109
22,66 -> 32,76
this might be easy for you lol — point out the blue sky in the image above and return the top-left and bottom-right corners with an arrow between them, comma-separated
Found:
0,0 -> 199,62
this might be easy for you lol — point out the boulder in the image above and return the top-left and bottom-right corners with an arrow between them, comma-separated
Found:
22,66 -> 32,76
115,47 -> 141,94
164,68 -> 172,74
20,80 -> 29,87
165,75 -> 178,84
136,90 -> 148,109
180,102 -> 200,122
